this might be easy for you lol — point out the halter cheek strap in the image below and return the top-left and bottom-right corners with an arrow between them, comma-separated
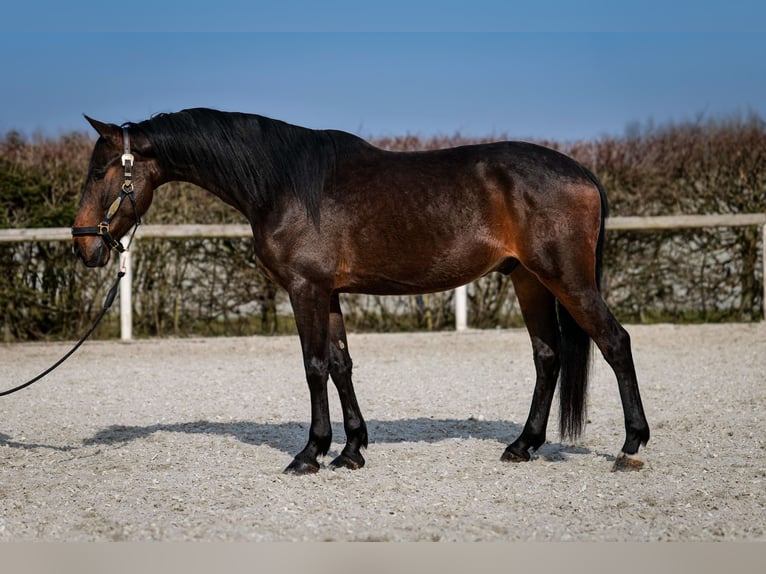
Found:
71,127 -> 141,252
121,127 -> 134,189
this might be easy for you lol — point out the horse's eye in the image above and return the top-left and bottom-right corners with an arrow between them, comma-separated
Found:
92,170 -> 106,182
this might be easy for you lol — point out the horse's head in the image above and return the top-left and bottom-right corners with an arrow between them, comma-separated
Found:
72,116 -> 159,267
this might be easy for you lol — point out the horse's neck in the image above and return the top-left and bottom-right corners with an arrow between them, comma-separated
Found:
159,153 -> 251,219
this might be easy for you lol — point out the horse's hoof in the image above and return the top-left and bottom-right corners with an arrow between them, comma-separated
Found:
284,458 -> 320,475
329,454 -> 364,470
501,447 -> 530,463
612,452 -> 644,472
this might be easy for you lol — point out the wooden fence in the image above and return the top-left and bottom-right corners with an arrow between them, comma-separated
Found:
1,214 -> 765,339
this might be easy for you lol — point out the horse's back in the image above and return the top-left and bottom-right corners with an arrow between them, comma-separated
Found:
321,137 -> 603,295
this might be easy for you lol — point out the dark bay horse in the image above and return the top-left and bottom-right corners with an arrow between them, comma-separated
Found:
72,108 -> 649,473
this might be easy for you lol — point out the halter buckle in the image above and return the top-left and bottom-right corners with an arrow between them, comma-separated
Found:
121,152 -> 134,167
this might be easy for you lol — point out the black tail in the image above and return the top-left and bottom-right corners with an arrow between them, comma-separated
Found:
557,171 -> 608,440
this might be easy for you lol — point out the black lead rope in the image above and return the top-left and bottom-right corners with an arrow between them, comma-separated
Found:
2,126 -> 139,398
0,269 -> 125,397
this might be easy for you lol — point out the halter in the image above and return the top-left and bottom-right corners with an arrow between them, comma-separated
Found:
71,127 -> 141,252
1,128 -> 141,398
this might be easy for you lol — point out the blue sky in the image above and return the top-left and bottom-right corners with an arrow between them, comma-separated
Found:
1,2 -> 765,143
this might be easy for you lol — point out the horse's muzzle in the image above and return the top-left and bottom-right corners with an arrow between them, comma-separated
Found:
73,237 -> 110,267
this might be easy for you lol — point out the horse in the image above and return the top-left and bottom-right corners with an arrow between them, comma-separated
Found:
72,108 -> 650,474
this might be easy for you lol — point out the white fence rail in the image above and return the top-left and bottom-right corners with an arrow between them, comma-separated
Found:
1,214 -> 765,338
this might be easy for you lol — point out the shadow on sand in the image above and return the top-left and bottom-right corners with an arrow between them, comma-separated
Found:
2,418 -> 615,463
73,417 -> 614,463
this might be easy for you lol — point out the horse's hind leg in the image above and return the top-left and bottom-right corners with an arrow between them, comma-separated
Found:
502,266 -> 560,462
546,277 -> 650,469
327,293 -> 369,470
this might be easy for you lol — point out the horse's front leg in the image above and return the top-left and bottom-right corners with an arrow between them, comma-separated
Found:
284,282 -> 333,475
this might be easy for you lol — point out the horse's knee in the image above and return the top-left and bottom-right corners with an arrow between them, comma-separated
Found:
304,355 -> 329,382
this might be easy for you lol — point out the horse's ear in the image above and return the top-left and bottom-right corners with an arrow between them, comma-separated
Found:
83,115 -> 121,144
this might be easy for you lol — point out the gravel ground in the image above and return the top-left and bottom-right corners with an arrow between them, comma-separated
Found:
1,323 -> 764,541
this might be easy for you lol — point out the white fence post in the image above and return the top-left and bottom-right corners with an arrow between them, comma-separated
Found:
119,243 -> 133,341
455,284 -> 467,331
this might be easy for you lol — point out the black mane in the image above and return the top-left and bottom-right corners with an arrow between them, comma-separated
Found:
132,108 -> 339,220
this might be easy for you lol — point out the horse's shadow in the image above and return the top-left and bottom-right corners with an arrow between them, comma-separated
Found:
2,419 -> 613,463
73,418 -> 612,463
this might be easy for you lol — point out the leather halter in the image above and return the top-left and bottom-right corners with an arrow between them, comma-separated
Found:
71,127 -> 141,252
2,129 -> 141,397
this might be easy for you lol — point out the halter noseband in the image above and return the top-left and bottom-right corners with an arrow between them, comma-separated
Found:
71,127 -> 141,253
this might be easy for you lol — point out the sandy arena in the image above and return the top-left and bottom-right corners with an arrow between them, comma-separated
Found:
1,323 -> 764,541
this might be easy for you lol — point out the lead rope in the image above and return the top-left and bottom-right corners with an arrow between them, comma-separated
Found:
0,269 -> 125,397
1,127 -> 140,397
